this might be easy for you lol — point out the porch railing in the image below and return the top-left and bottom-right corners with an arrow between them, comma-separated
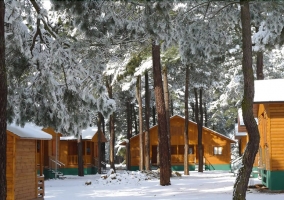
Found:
50,157 -> 65,167
231,156 -> 243,173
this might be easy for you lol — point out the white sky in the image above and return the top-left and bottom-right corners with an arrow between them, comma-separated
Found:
44,169 -> 284,199
42,0 -> 51,10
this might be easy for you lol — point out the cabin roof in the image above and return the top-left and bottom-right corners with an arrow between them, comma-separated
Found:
7,123 -> 52,140
254,79 -> 284,103
60,126 -> 98,140
129,115 -> 236,143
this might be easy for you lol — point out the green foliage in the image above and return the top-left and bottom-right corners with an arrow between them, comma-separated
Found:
118,45 -> 151,81
6,49 -> 30,80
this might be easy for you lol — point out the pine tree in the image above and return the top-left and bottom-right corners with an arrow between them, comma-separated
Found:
0,1 -> 6,198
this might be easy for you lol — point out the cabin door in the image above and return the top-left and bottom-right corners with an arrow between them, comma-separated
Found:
151,145 -> 157,165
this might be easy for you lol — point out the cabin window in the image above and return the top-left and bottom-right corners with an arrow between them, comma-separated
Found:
171,145 -> 194,155
37,141 -> 41,153
178,145 -> 184,154
188,145 -> 194,154
171,145 -> 178,154
86,142 -> 91,155
213,147 -> 223,155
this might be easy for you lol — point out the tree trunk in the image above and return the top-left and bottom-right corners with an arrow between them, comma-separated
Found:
162,66 -> 171,177
171,99 -> 174,116
106,77 -> 116,172
77,135 -> 84,176
145,71 -> 151,170
152,40 -> 170,186
109,113 -> 115,171
190,102 -> 195,122
152,106 -> 156,126
102,115 -> 106,163
126,100 -> 132,170
184,65 -> 190,175
255,26 -> 264,81
194,88 -> 203,173
133,104 -> 138,135
233,1 -> 260,199
198,89 -> 203,172
256,51 -> 264,80
97,113 -> 102,174
136,75 -> 144,171
0,1 -> 6,198
204,103 -> 208,127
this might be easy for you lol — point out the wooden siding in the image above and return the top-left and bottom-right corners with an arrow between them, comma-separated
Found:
239,136 -> 248,155
60,140 -> 97,168
14,139 -> 37,200
60,140 -> 69,166
130,116 -> 235,167
257,104 -> 269,170
269,104 -> 284,171
6,133 -> 15,200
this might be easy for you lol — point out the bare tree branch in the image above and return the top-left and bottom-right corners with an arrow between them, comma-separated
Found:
209,2 -> 236,19
29,0 -> 58,39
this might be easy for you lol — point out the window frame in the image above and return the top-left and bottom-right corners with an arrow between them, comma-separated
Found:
213,146 -> 223,155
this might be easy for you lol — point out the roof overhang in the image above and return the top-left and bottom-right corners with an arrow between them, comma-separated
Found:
254,79 -> 284,103
7,123 -> 52,140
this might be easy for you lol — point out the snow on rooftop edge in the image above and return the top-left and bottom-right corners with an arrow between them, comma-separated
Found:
254,79 -> 284,102
60,126 -> 98,140
7,123 -> 52,140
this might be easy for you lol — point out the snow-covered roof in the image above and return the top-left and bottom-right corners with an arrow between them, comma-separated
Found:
7,123 -> 52,140
238,109 -> 245,126
254,79 -> 284,103
60,126 -> 98,140
238,109 -> 258,125
234,123 -> 247,137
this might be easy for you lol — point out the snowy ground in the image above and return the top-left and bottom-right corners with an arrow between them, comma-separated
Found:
44,169 -> 284,200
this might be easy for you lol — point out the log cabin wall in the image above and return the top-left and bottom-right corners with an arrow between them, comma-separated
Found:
268,103 -> 284,171
6,131 -> 37,200
129,115 -> 235,171
257,103 -> 284,190
14,139 -> 37,200
6,133 -> 15,200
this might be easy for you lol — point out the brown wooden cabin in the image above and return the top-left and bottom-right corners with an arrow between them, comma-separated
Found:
254,79 -> 284,190
6,123 -> 52,200
44,127 -> 107,178
126,115 -> 236,171
235,79 -> 284,190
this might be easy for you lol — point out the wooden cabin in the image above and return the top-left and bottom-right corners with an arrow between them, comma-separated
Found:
6,123 -> 52,200
44,127 -> 107,178
127,115 -> 236,171
254,79 -> 284,190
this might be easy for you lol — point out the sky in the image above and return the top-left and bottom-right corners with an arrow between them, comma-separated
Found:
44,169 -> 284,200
